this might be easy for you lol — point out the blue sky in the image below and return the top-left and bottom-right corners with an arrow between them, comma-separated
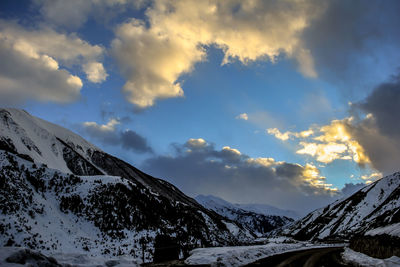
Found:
1,0 -> 400,213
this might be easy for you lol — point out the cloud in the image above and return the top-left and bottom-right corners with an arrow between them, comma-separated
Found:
360,172 -> 382,184
267,74 -> 400,176
267,128 -> 313,141
81,118 -> 153,153
83,118 -> 119,132
0,37 -> 81,103
0,21 -> 107,104
31,0 -> 400,108
347,75 -> 400,174
111,0 -> 324,108
83,62 -> 108,83
111,18 -> 204,108
142,138 -> 342,214
34,0 -> 135,29
110,0 -> 400,108
276,74 -> 400,175
296,141 -> 348,164
268,118 -> 370,165
235,113 -> 248,120
186,138 -> 208,149
301,0 -> 400,90
120,130 -> 153,153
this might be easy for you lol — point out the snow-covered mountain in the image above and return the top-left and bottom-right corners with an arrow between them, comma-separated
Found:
195,195 -> 294,237
283,172 -> 400,241
196,195 -> 300,219
234,203 -> 300,219
0,108 -> 253,263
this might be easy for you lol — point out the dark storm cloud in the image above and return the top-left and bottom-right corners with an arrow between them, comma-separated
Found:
120,130 -> 153,153
359,76 -> 400,138
80,121 -> 153,154
303,0 -> 400,91
341,183 -> 365,198
348,75 -> 400,174
141,139 -> 354,215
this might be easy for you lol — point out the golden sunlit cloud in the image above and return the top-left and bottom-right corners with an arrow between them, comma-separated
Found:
302,163 -> 338,193
297,142 -> 347,163
360,172 -> 382,184
0,21 -> 107,103
222,146 -> 241,155
112,0 -> 326,108
268,118 -> 371,165
246,157 -> 281,168
83,118 -> 120,132
267,128 -> 313,141
245,156 -> 337,193
186,138 -> 208,148
184,138 -> 337,192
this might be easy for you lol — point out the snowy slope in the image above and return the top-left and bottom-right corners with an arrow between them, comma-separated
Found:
342,247 -> 400,267
185,241 -> 338,267
235,203 -> 300,219
284,172 -> 400,240
196,195 -> 294,237
196,195 -> 299,219
0,108 -> 101,174
0,108 -> 254,262
0,109 -> 213,205
365,222 -> 400,237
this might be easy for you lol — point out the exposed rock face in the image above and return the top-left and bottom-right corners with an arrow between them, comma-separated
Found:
350,234 -> 400,259
58,138 -> 103,176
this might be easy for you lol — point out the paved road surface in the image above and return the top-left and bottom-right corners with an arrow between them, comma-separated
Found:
245,246 -> 354,267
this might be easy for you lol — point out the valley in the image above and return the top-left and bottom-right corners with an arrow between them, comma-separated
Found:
0,108 -> 399,266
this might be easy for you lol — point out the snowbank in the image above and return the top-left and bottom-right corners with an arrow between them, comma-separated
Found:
185,240 -> 334,266
0,247 -> 140,266
342,247 -> 400,267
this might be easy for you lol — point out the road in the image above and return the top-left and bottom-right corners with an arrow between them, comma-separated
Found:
244,246 -> 354,267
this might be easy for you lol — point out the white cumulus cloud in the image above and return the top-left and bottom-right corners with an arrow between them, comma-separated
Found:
83,62 -> 108,83
0,21 -> 107,104
111,0 -> 325,108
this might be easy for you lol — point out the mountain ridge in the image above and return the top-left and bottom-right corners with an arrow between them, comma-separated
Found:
196,194 -> 300,219
196,194 -> 294,237
283,172 -> 400,241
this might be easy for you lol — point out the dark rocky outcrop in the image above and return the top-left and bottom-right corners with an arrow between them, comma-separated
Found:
57,138 -> 103,176
350,234 -> 400,259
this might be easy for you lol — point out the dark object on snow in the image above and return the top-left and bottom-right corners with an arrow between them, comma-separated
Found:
153,234 -> 180,263
350,234 -> 400,259
6,248 -> 61,266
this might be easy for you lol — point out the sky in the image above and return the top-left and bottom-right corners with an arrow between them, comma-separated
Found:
1,0 -> 400,214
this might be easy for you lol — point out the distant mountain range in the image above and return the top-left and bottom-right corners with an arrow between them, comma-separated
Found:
196,195 -> 295,237
0,108 -> 254,263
